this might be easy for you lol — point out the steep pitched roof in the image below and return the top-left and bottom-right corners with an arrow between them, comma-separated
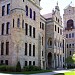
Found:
43,13 -> 52,19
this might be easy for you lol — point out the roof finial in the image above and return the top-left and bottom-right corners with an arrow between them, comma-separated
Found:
57,1 -> 58,6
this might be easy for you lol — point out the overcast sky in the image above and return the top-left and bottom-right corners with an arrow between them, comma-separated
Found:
40,0 -> 75,16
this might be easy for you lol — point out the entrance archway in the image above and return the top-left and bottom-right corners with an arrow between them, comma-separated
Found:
48,52 -> 52,68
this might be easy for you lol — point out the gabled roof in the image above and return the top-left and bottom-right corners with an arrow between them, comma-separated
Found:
43,13 -> 52,19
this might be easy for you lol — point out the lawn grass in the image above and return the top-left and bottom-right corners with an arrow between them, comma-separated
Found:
0,70 -> 52,74
55,70 -> 75,75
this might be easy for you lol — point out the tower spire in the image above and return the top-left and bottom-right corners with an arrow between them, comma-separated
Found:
57,1 -> 58,6
55,2 -> 60,11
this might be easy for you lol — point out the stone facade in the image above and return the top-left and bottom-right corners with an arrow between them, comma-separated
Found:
43,4 -> 64,69
63,6 -> 75,58
0,0 -> 65,69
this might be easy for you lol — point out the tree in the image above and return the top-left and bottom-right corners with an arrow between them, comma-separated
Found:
72,54 -> 75,64
16,61 -> 21,72
65,56 -> 74,64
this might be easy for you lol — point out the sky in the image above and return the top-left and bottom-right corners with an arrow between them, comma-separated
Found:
40,0 -> 75,16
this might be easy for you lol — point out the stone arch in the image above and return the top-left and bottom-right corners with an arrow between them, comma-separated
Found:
67,19 -> 74,29
48,52 -> 52,68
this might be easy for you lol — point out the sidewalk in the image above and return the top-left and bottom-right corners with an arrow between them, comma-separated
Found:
0,69 -> 74,75
31,69 -> 75,75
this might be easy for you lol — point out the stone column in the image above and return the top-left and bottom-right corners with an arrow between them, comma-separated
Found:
56,54 -> 58,67
61,55 -> 63,68
54,53 -> 56,68
52,53 -> 54,68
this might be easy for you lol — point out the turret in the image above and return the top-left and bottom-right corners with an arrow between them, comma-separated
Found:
55,2 -> 60,11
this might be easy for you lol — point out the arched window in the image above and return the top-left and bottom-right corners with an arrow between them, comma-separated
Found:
67,19 -> 74,29
30,8 -> 32,18
48,38 -> 52,47
33,11 -> 36,20
17,18 -> 20,28
26,5 -> 28,16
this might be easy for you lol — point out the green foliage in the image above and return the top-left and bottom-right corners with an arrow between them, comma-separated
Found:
65,56 -> 74,64
0,65 -> 16,72
23,66 -> 41,71
16,61 -> 21,72
0,65 -> 7,71
72,54 -> 75,64
6,66 -> 16,72
54,71 -> 75,75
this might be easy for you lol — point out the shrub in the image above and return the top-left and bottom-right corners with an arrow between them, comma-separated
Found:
0,65 -> 16,72
6,66 -> 16,72
23,66 -> 41,71
16,61 -> 21,72
0,65 -> 7,71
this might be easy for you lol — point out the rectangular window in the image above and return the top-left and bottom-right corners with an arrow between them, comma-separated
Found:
1,23 -> 4,35
72,33 -> 74,38
40,22 -> 41,28
7,3 -> 10,15
22,20 -> 24,28
63,40 -> 64,53
33,45 -> 35,56
55,25 -> 56,31
70,51 -> 71,55
72,44 -> 74,48
25,61 -> 27,66
33,27 -> 35,38
69,34 -> 71,38
1,60 -> 3,65
63,57 -> 64,62
25,43 -> 27,55
6,42 -> 9,55
67,44 -> 68,48
29,25 -> 32,36
2,5 -> 5,16
69,44 -> 71,48
42,51 -> 43,56
66,34 -> 68,38
29,61 -> 31,66
17,18 -> 20,28
5,60 -> 8,65
6,22 -> 10,34
25,23 -> 28,35
42,23 -> 44,30
29,44 -> 31,56
13,19 -> 14,28
58,27 -> 59,33
1,42 -> 4,55
33,61 -> 35,66
42,37 -> 43,45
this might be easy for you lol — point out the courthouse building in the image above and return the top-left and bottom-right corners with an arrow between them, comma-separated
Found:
63,5 -> 75,59
43,3 -> 64,69
0,0 -> 65,69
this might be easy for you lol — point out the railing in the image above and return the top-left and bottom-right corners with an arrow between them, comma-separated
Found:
65,27 -> 75,30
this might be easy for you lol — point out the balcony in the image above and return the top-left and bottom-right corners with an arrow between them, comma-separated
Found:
65,26 -> 75,31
